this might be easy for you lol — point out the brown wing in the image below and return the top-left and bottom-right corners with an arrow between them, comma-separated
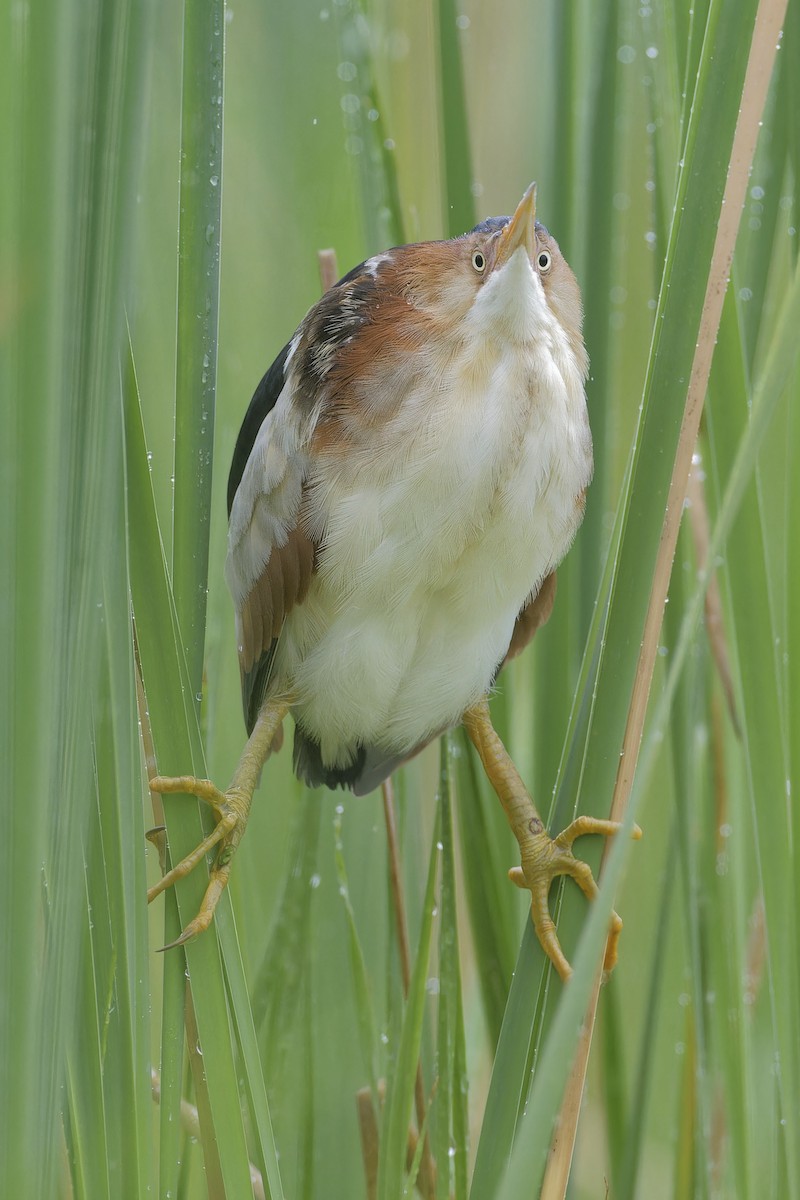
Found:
502,571 -> 557,667
237,520 -> 315,734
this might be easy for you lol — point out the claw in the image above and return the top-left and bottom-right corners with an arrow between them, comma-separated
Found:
513,817 -> 639,982
145,773 -> 244,947
144,697 -> 290,949
462,697 -> 641,984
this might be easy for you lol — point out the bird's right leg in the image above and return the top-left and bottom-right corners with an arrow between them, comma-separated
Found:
462,698 -> 640,980
147,694 -> 290,948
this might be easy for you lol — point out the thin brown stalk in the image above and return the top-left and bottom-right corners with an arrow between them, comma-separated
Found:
318,248 -> 339,293
382,775 -> 438,1199
541,3 -> 788,1194
357,1087 -> 380,1200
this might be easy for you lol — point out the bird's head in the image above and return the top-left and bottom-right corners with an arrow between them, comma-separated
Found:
390,184 -> 585,368
278,184 -> 587,450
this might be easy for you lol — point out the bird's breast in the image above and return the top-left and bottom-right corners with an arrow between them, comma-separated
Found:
311,333 -> 591,600
277,331 -> 592,761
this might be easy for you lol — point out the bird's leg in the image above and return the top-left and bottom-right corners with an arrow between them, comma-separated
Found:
147,695 -> 290,948
462,698 -> 640,981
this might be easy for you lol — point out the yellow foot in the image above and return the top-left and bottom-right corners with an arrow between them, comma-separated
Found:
509,815 -> 643,982
146,774 -> 251,950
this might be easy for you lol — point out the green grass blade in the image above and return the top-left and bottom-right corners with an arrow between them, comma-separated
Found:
1,0 -> 151,1192
436,0 -> 475,236
575,0 -> 619,613
435,735 -> 469,1199
705,294 -> 799,1195
615,837 -> 678,1199
454,729 -> 519,1047
173,0 -> 226,696
377,811 -> 441,1200
335,809 -> 381,1098
333,1 -> 406,249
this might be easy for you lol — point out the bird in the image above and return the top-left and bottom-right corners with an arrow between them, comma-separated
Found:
148,183 -> 639,980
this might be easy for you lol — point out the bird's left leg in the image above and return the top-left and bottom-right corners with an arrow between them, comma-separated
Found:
147,694 -> 290,948
462,698 -> 640,981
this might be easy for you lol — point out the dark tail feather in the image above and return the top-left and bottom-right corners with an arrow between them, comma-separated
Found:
292,727 -> 409,795
292,727 -> 367,791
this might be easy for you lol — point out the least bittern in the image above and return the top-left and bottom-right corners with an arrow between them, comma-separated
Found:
149,184 -> 639,979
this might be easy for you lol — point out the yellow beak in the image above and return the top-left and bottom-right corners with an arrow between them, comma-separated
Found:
494,183 -> 537,269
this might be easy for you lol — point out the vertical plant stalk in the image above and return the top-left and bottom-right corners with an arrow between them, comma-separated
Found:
134,644 -> 225,1197
436,0 -> 475,237
540,3 -> 789,1195
381,777 -> 437,1200
685,460 -> 740,734
172,0 -> 226,697
319,249 -> 339,293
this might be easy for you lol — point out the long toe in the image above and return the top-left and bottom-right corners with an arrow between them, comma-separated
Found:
513,817 -> 638,981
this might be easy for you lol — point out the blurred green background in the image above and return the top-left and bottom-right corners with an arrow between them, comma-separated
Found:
3,0 -> 798,1197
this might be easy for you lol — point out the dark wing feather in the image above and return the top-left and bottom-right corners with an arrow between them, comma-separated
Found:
227,341 -> 291,516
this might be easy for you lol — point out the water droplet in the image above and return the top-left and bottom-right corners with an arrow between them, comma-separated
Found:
310,873 -> 321,889
209,174 -> 219,187
617,44 -> 636,63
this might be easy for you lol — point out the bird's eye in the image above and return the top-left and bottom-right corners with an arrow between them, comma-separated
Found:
537,250 -> 552,274
472,250 -> 487,274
